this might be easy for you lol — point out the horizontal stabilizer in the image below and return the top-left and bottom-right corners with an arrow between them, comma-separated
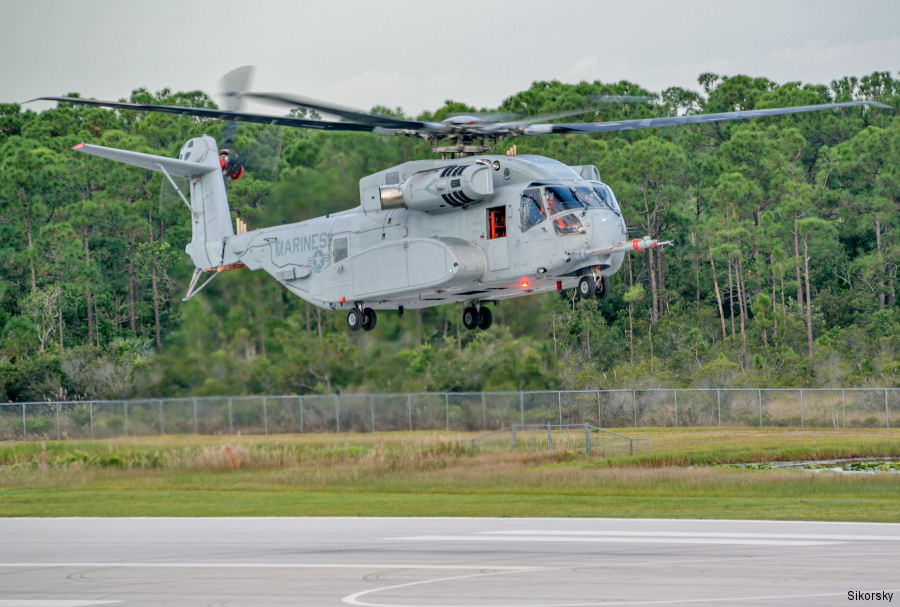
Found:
72,141 -> 218,179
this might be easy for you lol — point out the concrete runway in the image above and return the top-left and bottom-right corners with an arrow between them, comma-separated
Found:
0,517 -> 897,606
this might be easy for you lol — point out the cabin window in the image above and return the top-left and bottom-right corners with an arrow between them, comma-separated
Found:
488,206 -> 506,239
520,187 -> 545,232
333,236 -> 348,262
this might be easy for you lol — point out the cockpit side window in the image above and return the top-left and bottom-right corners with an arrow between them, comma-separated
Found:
520,187 -> 545,232
553,213 -> 587,235
543,185 -> 582,215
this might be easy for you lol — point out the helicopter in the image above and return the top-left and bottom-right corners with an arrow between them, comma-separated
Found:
36,69 -> 891,332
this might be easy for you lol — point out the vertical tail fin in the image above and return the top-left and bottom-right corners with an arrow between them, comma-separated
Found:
73,135 -> 233,269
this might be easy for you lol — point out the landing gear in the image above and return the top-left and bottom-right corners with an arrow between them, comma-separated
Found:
347,307 -> 362,331
361,307 -> 377,331
478,306 -> 493,330
594,275 -> 610,299
463,304 -> 493,331
577,275 -> 595,300
347,306 -> 377,331
462,306 -> 481,330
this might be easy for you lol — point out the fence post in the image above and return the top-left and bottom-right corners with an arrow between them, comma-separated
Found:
885,389 -> 890,429
90,401 -> 94,439
800,389 -> 804,428
520,392 -> 525,425
263,396 -> 269,436
228,397 -> 234,435
547,422 -> 552,451
335,395 -> 341,433
512,424 -> 517,448
629,438 -> 633,455
298,395 -> 304,433
714,390 -> 720,426
557,392 -> 562,425
673,389 -> 678,427
445,393 -> 450,431
158,399 -> 164,435
584,422 -> 591,455
124,401 -> 129,436
597,391 -> 602,428
758,389 -> 763,427
22,404 -> 26,440
632,390 -> 637,427
370,396 -> 375,433
193,398 -> 199,435
407,394 -> 412,431
481,393 -> 487,430
841,389 -> 846,428
56,403 -> 60,441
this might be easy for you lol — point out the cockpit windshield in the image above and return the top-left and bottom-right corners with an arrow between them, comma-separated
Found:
543,185 -> 583,215
592,183 -> 621,214
520,181 -> 621,233
573,186 -> 603,209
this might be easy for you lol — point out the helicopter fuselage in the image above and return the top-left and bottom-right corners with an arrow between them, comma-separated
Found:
222,154 -> 632,313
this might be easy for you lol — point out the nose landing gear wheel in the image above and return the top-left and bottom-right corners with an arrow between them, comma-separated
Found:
462,306 -> 481,330
347,307 -> 362,331
361,307 -> 377,331
577,275 -> 595,300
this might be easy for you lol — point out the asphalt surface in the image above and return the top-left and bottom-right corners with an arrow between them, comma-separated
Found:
0,517 -> 897,606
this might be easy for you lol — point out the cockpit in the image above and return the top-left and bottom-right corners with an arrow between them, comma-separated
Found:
519,181 -> 622,235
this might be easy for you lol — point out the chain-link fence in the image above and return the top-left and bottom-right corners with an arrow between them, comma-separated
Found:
1,388 -> 897,441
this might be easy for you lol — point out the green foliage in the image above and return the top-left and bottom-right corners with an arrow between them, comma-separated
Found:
0,73 -> 897,401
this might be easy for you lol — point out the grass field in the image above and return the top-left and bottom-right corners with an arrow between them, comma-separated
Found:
1,427 -> 898,521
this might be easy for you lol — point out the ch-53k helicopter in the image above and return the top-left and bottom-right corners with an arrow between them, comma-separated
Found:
37,68 -> 891,332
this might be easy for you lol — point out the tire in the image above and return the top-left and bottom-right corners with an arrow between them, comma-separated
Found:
346,308 -> 362,331
577,276 -> 595,300
361,307 -> 377,331
462,306 -> 481,330
594,275 -> 610,299
478,306 -> 493,330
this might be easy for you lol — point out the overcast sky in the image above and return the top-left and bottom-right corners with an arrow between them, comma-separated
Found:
3,0 -> 898,116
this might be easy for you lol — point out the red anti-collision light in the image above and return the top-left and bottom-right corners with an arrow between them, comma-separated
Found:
520,279 -> 530,289
338,296 -> 345,303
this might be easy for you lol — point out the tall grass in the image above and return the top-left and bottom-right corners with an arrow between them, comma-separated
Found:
2,429 -> 898,520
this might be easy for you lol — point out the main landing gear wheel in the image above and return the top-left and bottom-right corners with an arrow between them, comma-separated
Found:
361,307 -> 377,331
346,308 -> 363,331
478,306 -> 493,330
594,275 -> 610,299
462,306 -> 481,330
577,275 -> 595,300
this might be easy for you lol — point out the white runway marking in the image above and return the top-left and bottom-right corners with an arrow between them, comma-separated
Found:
342,589 -> 900,607
392,534 -> 839,546
0,563 -> 531,570
486,529 -> 900,541
0,602 -> 121,607
342,568 -> 534,607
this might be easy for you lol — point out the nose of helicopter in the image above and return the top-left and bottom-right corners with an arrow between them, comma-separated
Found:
588,210 -> 627,273
590,209 -> 625,247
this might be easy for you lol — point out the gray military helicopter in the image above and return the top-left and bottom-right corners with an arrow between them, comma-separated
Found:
37,70 -> 891,331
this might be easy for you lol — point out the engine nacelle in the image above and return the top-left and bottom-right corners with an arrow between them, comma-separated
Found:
379,163 -> 493,213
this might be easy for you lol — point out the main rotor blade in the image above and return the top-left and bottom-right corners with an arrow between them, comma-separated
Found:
523,101 -> 893,135
242,91 -> 442,132
34,96 -> 380,133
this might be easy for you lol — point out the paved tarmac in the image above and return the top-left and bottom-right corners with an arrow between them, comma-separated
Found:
0,517 -> 897,606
